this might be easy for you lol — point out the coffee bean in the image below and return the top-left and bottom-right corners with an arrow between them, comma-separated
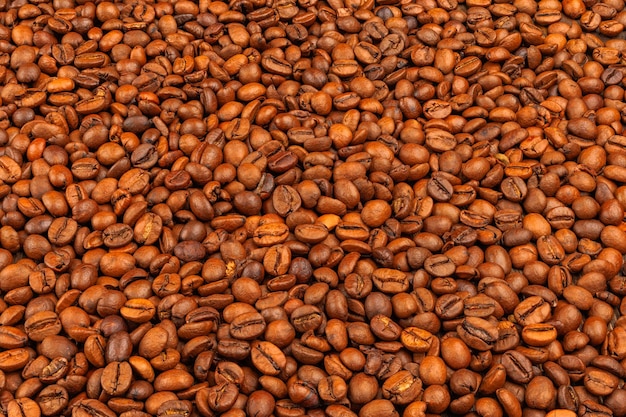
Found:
502,350 -> 535,384
101,361 -> 133,396
251,341 -> 287,376
0,348 -> 31,372
371,268 -> 409,294
457,317 -> 499,351
382,369 -> 422,405
400,327 -> 433,353
514,295 -> 552,326
0,326 -> 28,349
2,1 -> 626,416
359,399 -> 399,417
230,311 -> 266,340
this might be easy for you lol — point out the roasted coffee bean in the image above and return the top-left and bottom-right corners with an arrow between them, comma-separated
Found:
1,1 -> 626,417
37,384 -> 70,415
101,361 -> 133,396
7,398 -> 41,417
230,312 -> 266,340
371,269 -> 409,293
401,327 -> 433,353
251,341 -> 287,376
382,369 -> 422,405
502,350 -> 534,384
514,296 -> 552,326
73,399 -> 116,417
457,317 -> 499,351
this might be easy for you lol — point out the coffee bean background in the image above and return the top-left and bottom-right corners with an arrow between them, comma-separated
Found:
1,0 -> 626,416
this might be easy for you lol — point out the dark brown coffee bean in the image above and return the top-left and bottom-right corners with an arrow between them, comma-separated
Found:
427,174 -> 454,202
502,350 -> 534,384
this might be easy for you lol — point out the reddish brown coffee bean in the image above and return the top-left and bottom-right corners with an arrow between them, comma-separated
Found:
251,341 -> 287,376
1,2 -> 626,417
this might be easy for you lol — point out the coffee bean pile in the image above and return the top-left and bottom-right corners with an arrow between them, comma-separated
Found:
2,0 -> 626,416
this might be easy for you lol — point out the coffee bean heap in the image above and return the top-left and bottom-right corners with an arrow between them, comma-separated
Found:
2,0 -> 626,417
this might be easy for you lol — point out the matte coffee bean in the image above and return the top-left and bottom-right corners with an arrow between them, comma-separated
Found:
502,350 -> 534,384
101,361 -> 133,396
